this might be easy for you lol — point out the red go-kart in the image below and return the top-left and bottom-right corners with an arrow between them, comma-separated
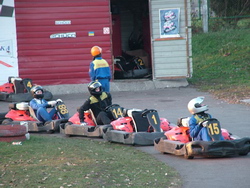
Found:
102,108 -> 173,146
2,101 -> 69,133
154,117 -> 250,159
60,104 -> 123,137
0,76 -> 53,102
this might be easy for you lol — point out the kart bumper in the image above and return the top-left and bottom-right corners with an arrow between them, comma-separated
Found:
154,137 -> 250,159
60,123 -> 111,138
103,127 -> 164,146
5,119 -> 67,133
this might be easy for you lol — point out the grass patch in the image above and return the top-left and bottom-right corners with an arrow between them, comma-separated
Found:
0,135 -> 181,188
189,29 -> 250,103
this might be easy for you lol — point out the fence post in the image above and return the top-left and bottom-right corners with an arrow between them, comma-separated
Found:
202,0 -> 209,33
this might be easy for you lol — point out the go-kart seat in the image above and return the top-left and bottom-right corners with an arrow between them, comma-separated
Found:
89,109 -> 97,125
127,109 -> 150,132
114,56 -> 130,72
28,106 -> 40,121
21,78 -> 33,92
11,77 -> 25,94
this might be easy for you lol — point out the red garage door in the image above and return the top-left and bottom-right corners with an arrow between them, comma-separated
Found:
15,0 -> 112,85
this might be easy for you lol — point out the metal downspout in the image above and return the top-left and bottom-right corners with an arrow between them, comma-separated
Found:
184,0 -> 191,77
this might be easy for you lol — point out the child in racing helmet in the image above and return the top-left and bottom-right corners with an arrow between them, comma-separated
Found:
78,81 -> 113,125
29,85 -> 57,124
188,96 -> 224,141
89,46 -> 111,92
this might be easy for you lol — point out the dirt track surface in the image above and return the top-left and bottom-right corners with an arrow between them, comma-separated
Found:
1,87 -> 250,188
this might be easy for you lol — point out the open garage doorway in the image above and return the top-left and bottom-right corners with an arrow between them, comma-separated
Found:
110,0 -> 152,80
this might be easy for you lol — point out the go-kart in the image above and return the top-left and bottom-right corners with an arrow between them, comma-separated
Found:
154,117 -> 250,159
60,104 -> 123,137
0,76 -> 53,102
102,109 -> 173,146
114,55 -> 150,79
2,100 -> 69,133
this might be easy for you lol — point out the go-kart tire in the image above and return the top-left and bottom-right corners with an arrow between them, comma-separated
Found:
44,91 -> 53,101
238,150 -> 249,156
0,135 -> 27,142
47,129 -> 55,134
0,124 -> 27,137
2,118 -> 13,125
0,112 -> 7,124
184,154 -> 194,159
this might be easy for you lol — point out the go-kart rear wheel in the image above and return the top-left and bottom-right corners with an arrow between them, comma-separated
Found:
47,130 -> 55,134
184,154 -> 194,159
239,151 -> 249,156
2,118 -> 13,124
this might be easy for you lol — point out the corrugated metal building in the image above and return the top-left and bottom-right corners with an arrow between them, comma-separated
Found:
13,0 -> 192,85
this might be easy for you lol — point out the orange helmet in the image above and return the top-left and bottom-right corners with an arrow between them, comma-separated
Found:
91,46 -> 102,57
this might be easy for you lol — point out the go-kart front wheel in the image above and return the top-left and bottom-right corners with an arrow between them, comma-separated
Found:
2,118 -> 13,124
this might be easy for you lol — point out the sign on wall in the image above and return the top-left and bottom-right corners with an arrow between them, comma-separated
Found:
0,0 -> 18,84
159,8 -> 180,38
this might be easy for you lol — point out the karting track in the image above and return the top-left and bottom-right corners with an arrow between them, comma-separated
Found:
1,87 -> 250,188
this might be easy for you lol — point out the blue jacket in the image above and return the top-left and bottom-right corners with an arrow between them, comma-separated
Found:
189,113 -> 211,141
30,98 -> 49,113
189,113 -> 224,141
89,57 -> 111,81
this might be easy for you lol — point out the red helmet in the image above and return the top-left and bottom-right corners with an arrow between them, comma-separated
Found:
160,118 -> 172,131
111,117 -> 134,132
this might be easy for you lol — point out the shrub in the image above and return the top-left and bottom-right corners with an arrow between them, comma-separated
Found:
237,18 -> 250,29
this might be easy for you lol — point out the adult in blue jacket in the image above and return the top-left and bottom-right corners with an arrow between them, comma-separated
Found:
89,46 -> 111,92
188,96 -> 224,141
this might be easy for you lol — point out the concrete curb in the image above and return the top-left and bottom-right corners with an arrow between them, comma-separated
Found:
44,79 -> 189,95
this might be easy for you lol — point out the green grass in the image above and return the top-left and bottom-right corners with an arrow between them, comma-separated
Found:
189,29 -> 250,103
0,135 -> 181,188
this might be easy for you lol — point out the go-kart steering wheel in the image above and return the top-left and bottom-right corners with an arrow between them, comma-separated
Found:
141,109 -> 157,117
104,104 -> 120,111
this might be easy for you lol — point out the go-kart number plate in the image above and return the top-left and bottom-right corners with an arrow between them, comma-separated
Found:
146,111 -> 161,132
57,103 -> 69,118
26,81 -> 32,89
206,120 -> 222,141
111,106 -> 123,119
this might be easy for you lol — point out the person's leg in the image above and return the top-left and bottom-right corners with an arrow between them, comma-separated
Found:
199,128 -> 212,141
96,111 -> 111,125
48,108 -> 57,119
98,79 -> 110,92
36,107 -> 53,123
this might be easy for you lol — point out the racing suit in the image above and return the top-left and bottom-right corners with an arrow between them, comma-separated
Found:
89,57 -> 111,92
79,92 -> 112,125
29,98 -> 56,123
189,112 -> 224,141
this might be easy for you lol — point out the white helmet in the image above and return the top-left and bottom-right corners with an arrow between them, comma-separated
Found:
187,96 -> 208,114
